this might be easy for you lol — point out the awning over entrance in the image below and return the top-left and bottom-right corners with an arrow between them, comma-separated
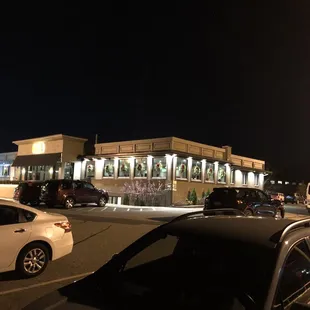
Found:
12,153 -> 61,167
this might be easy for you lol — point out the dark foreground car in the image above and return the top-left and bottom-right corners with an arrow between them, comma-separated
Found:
204,187 -> 285,218
24,209 -> 310,309
40,179 -> 109,209
13,181 -> 43,206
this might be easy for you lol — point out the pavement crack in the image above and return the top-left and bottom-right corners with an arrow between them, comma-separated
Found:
73,225 -> 112,247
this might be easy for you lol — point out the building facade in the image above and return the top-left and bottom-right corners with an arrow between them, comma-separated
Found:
0,152 -> 17,180
11,134 -> 87,181
87,137 -> 266,206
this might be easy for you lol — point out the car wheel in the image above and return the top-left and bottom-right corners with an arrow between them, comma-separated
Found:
16,243 -> 49,278
244,209 -> 253,216
97,196 -> 107,207
64,197 -> 75,209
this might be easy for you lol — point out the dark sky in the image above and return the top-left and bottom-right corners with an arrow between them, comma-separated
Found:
0,3 -> 309,180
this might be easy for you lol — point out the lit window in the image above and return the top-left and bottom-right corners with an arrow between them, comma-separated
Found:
103,159 -> 115,177
278,181 -> 282,184
205,163 -> 214,182
85,161 -> 95,178
152,157 -> 167,179
270,180 -> 275,184
191,160 -> 201,181
242,172 -> 248,185
134,157 -> 147,178
230,169 -> 235,184
254,174 -> 259,186
217,164 -> 226,183
118,159 -> 130,177
176,157 -> 188,179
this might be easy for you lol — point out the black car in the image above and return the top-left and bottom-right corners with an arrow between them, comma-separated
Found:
40,179 -> 109,209
204,187 -> 285,218
284,194 -> 297,204
23,210 -> 310,309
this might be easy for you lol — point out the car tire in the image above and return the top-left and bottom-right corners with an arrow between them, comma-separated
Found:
16,242 -> 49,278
64,197 -> 75,209
97,196 -> 107,207
244,209 -> 254,216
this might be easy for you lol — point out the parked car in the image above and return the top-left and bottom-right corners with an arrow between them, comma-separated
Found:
0,199 -> 73,278
270,192 -> 285,202
40,179 -> 109,209
13,181 -> 43,206
204,187 -> 285,218
23,210 -> 310,309
284,194 -> 297,204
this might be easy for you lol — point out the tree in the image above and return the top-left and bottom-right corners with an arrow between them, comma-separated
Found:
191,188 -> 197,205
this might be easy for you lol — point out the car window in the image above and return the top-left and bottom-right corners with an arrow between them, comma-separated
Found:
0,206 -> 19,225
124,235 -> 178,271
61,181 -> 72,190
73,181 -> 83,189
257,190 -> 268,202
83,182 -> 94,190
236,189 -> 246,199
273,240 -> 310,309
20,209 -> 36,223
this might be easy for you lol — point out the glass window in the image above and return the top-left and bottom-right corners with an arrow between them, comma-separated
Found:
103,159 -> 115,177
205,163 -> 214,182
86,161 -> 95,178
134,157 -> 147,178
217,164 -> 226,183
83,182 -> 95,190
176,157 -> 188,179
20,209 -> 36,223
255,174 -> 259,186
191,160 -> 201,181
0,206 -> 19,225
273,240 -> 310,309
242,172 -> 248,185
124,235 -> 178,271
118,159 -> 130,177
152,157 -> 167,179
230,169 -> 235,184
256,190 -> 268,202
64,162 -> 74,179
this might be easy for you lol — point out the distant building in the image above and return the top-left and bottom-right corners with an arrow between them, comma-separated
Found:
0,152 -> 17,180
87,137 -> 266,206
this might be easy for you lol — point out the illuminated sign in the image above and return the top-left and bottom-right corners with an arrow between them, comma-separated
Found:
32,142 -> 45,154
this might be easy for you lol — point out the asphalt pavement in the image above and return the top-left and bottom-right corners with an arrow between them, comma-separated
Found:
0,202 -> 308,309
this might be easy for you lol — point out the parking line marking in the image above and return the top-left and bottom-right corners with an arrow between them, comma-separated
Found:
101,206 -> 108,211
88,207 -> 96,212
0,272 -> 93,296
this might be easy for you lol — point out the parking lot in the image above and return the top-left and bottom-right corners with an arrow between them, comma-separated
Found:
0,203 -> 308,309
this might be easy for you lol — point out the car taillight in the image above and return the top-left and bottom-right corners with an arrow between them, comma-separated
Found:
54,221 -> 71,233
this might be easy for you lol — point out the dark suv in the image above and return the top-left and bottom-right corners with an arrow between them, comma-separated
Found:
204,187 -> 285,218
13,181 -> 43,206
40,179 -> 109,209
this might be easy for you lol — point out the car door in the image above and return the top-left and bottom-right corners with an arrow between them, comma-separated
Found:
0,206 -> 32,270
72,181 -> 86,203
255,190 -> 276,217
82,182 -> 98,203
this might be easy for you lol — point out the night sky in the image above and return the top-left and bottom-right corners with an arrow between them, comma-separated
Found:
0,3 -> 309,180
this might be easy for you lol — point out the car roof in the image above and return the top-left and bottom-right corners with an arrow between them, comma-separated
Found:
164,216 -> 295,249
214,187 -> 260,192
0,199 -> 45,215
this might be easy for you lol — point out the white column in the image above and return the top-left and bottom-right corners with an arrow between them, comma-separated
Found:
147,156 -> 153,180
73,161 -> 82,180
259,173 -> 264,190
95,159 -> 104,179
172,156 -> 177,182
201,159 -> 206,183
187,157 -> 192,182
81,160 -> 87,180
129,157 -> 135,180
214,161 -> 219,184
114,158 -> 119,179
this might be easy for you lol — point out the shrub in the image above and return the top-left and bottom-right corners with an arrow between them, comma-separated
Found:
191,188 -> 197,205
123,194 -> 130,205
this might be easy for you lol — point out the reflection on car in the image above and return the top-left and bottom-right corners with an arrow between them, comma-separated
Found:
24,210 -> 310,309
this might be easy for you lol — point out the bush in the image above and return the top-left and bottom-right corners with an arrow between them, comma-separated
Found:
191,188 -> 197,205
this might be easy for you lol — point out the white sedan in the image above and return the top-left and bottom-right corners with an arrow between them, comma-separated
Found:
0,199 -> 73,277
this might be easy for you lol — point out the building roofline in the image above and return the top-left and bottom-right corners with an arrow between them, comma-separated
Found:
13,134 -> 87,145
